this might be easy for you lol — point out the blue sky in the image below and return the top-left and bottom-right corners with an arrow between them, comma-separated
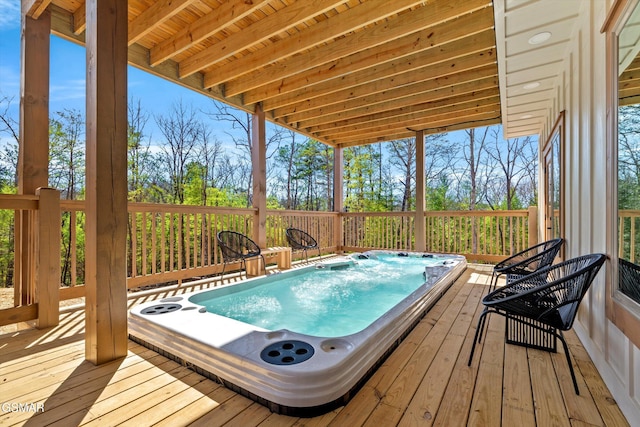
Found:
0,1 -> 238,148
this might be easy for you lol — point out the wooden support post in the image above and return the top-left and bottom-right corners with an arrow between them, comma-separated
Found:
18,6 -> 51,306
84,0 -> 129,364
528,206 -> 539,249
36,188 -> 60,328
333,146 -> 344,253
252,104 -> 267,248
415,130 -> 426,252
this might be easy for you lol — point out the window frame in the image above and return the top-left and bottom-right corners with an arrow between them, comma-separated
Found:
605,0 -> 640,349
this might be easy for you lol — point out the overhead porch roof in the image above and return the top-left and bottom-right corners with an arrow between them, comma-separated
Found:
29,0 -> 588,143
39,0 -> 501,147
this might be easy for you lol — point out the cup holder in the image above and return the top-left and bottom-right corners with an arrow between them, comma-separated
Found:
260,340 -> 315,365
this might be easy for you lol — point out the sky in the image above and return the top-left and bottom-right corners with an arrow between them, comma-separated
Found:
0,1 -> 240,149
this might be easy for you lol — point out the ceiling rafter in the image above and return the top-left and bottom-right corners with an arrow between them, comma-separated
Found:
178,0 -> 346,79
298,78 -> 499,131
150,0 -> 271,67
253,28 -> 496,115
313,95 -> 501,139
48,0 -> 502,147
225,0 -> 493,98
268,47 -> 496,116
203,0 -> 426,89
128,0 -> 195,46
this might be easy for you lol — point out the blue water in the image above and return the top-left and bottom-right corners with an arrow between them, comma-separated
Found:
189,254 -> 454,337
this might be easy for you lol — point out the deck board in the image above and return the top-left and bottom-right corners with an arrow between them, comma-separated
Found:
0,264 -> 630,427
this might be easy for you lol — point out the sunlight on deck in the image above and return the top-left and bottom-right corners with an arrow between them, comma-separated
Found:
0,264 -> 629,426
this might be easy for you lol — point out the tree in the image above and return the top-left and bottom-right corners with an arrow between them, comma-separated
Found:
0,94 -> 19,188
205,101 -> 283,206
389,138 -> 416,211
49,109 -> 85,200
156,100 -> 202,204
127,99 -> 158,202
484,128 -> 538,210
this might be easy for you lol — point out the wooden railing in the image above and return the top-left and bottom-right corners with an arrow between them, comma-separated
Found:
619,209 -> 640,262
3,202 -> 538,314
0,189 -> 60,327
266,209 -> 338,252
342,208 -> 535,262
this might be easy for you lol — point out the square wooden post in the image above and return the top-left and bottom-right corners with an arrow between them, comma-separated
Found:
18,6 -> 51,306
415,130 -> 426,252
333,146 -> 344,253
36,187 -> 60,328
252,104 -> 267,248
84,0 -> 129,364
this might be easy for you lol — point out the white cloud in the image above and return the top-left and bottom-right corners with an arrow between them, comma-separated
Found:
0,1 -> 20,31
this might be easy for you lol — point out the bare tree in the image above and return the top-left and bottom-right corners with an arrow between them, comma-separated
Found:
0,95 -> 20,186
127,99 -> 155,202
156,100 -> 201,204
205,101 -> 283,206
484,129 -> 537,210
389,138 -> 416,211
49,109 -> 85,200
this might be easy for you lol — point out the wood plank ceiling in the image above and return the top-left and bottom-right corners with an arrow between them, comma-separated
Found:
43,0 -> 500,147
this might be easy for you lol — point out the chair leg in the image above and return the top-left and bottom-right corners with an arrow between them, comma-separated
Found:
477,272 -> 500,341
557,331 -> 580,395
220,262 -> 227,280
468,309 -> 489,366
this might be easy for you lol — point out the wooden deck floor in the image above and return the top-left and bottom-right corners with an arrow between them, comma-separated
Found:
0,264 -> 629,426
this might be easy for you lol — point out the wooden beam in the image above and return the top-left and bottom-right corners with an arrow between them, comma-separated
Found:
19,7 -> 50,309
150,0 -> 269,66
72,3 -> 86,35
128,0 -> 195,46
297,76 -> 500,130
84,0 -> 129,365
415,131 -> 426,252
204,0 -> 428,89
22,0 -> 52,19
310,93 -> 501,137
226,0 -> 493,98
254,27 -> 497,112
0,304 -> 38,327
321,101 -> 501,142
252,104 -> 267,249
19,8 -> 50,194
274,60 -> 496,122
333,147 -> 344,252
179,0 -> 342,79
334,115 -> 501,147
35,187 -> 60,328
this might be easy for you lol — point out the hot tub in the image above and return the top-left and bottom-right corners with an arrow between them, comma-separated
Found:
128,251 -> 466,416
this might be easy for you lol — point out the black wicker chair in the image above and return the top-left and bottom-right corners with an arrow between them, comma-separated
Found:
619,258 -> 640,304
285,228 -> 320,263
216,231 -> 265,279
489,238 -> 564,292
468,253 -> 607,394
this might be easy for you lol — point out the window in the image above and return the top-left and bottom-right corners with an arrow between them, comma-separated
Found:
605,0 -> 640,348
542,112 -> 564,259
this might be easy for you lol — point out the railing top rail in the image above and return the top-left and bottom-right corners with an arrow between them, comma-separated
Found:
0,194 -> 39,210
267,209 -> 338,217
619,209 -> 640,215
341,209 -> 530,217
59,200 -> 258,215
341,211 -> 416,217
